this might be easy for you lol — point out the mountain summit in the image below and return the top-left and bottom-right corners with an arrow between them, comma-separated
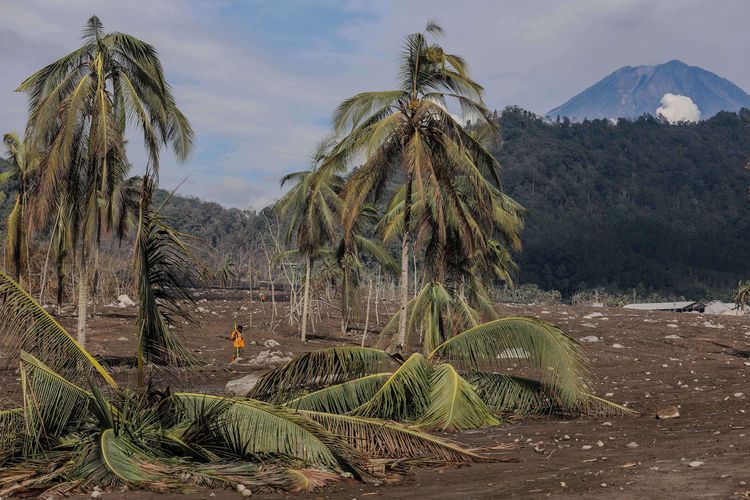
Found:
547,60 -> 750,121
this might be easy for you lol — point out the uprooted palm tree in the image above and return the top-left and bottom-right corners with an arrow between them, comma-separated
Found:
1,132 -> 39,284
0,272 -> 492,496
329,21 -> 506,352
18,15 -> 193,346
249,319 -> 631,432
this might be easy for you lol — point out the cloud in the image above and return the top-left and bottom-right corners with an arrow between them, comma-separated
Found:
656,93 -> 701,123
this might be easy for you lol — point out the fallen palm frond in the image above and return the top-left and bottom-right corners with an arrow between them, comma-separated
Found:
0,270 -> 116,387
418,363 -> 500,431
249,346 -> 399,403
429,317 -> 589,411
284,373 -> 392,414
351,353 -> 432,421
302,411 -> 490,463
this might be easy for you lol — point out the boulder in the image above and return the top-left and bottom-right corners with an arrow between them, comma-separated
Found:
117,294 -> 136,307
656,406 -> 680,419
225,372 -> 263,396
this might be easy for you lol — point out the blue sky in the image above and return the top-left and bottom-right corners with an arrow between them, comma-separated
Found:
1,0 -> 749,209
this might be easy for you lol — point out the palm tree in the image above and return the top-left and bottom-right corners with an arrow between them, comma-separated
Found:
250,321 -> 630,432
329,21 -> 502,352
735,280 -> 750,310
0,272 -> 489,495
17,15 -> 193,346
276,140 -> 342,341
133,175 -> 198,386
0,132 -> 38,283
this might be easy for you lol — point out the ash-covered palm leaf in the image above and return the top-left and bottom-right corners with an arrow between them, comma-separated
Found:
302,411 -> 489,463
429,317 -> 589,410
19,352 -> 94,455
0,409 -> 24,464
418,363 -> 500,431
0,272 -> 116,387
351,353 -> 431,421
249,347 -> 399,403
171,393 -> 371,480
465,372 -> 633,416
284,373 -> 392,413
134,176 -> 197,384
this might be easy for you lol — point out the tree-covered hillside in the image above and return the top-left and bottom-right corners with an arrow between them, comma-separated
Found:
495,107 -> 750,297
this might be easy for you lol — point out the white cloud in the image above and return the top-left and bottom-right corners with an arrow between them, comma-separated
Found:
656,93 -> 701,123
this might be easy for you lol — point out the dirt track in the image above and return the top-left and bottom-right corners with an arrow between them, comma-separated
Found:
2,293 -> 749,499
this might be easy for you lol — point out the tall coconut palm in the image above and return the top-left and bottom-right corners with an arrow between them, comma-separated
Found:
0,132 -> 39,283
18,15 -> 193,346
276,140 -> 342,341
330,21 -> 501,352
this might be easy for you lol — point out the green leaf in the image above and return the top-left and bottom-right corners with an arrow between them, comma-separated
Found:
302,411 -> 490,463
249,347 -> 399,403
284,373 -> 392,413
351,353 -> 431,421
418,363 -> 500,431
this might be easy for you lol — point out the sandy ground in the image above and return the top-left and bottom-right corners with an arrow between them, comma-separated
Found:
2,291 -> 749,499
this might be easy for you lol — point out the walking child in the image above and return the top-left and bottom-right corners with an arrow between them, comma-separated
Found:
230,324 -> 245,363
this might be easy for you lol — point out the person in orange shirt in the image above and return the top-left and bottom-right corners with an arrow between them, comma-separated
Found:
230,324 -> 246,363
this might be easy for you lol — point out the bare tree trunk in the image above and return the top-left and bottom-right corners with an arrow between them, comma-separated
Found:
76,249 -> 88,346
301,255 -> 312,342
361,277 -> 373,347
38,221 -> 57,304
395,231 -> 410,350
395,178 -> 412,352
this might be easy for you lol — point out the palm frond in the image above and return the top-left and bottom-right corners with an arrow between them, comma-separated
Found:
351,353 -> 431,421
170,393 -> 371,479
418,363 -> 500,431
0,270 -> 115,387
302,411 -> 489,463
429,317 -> 589,410
284,373 -> 392,413
249,347 -> 399,403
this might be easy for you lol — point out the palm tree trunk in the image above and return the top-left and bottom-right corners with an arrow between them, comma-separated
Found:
361,277 -> 373,347
301,254 -> 312,342
395,178 -> 412,352
76,249 -> 88,346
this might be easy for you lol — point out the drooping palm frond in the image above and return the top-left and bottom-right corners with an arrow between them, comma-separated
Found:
284,373 -> 392,414
429,317 -> 589,410
0,270 -> 115,386
19,352 -> 94,455
418,363 -> 500,431
249,347 -> 399,403
302,411 -> 490,464
351,353 -> 432,421
170,393 -> 371,480
134,176 -> 197,382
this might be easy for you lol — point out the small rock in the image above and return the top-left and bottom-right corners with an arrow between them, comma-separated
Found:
582,445 -> 593,450
626,441 -> 639,449
734,392 -> 744,398
688,461 -> 704,468
237,484 -> 246,492
656,406 -> 680,419
263,339 -> 281,348
602,421 -> 613,426
560,481 -> 567,488
579,335 -> 601,343
241,489 -> 252,497
91,492 -> 102,499
596,440 -> 604,447
584,312 -> 604,319
612,343 -> 625,349
117,294 -> 136,307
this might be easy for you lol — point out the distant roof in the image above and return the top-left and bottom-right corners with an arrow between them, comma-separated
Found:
624,301 -> 701,311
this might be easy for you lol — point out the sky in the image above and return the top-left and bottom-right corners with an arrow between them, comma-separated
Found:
1,0 -> 749,210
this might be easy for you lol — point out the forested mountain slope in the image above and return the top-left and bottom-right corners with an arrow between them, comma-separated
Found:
496,107 -> 750,296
